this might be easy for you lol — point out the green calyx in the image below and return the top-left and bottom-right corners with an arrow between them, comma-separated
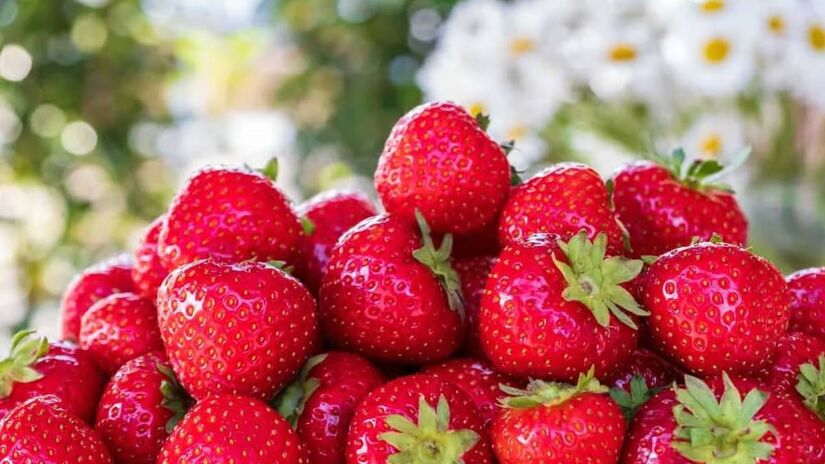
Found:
0,330 -> 48,398
499,367 -> 607,409
273,354 -> 327,427
380,394 -> 480,464
797,354 -> 825,421
671,373 -> 776,464
553,231 -> 649,330
300,216 -> 316,236
266,260 -> 295,275
412,210 -> 465,321
259,157 -> 279,181
609,376 -> 661,421
158,364 -> 194,433
649,146 -> 750,193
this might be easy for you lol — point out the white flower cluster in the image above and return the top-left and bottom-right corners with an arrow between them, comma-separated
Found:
419,0 -> 825,169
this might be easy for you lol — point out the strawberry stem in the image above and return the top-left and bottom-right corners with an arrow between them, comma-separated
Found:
0,330 -> 48,398
412,210 -> 465,321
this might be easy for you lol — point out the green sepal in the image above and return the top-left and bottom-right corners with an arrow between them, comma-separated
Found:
500,367 -> 607,409
552,231 -> 649,330
797,354 -> 825,421
301,216 -> 316,236
671,373 -> 776,463
501,140 -> 515,155
508,165 -> 523,186
380,394 -> 480,464
412,210 -> 465,321
474,113 -> 491,132
609,376 -> 661,421
273,353 -> 328,427
259,157 -> 279,181
158,364 -> 194,433
0,330 -> 49,398
645,145 -> 751,193
266,260 -> 295,275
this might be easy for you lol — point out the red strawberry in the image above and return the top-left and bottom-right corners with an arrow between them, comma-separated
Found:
0,330 -> 104,423
492,369 -> 626,463
612,149 -> 748,257
480,232 -> 646,382
95,352 -> 191,464
641,241 -> 790,376
132,215 -> 169,302
420,358 -> 519,427
498,163 -> 625,254
158,394 -> 308,463
157,259 -> 318,400
295,190 -> 376,293
787,267 -> 825,340
609,347 -> 682,393
346,374 -> 493,463
453,255 -> 496,358
374,101 -> 511,235
755,331 -> 825,396
319,213 -> 465,364
622,374 -> 825,463
0,395 -> 112,463
60,254 -> 135,341
276,352 -> 384,464
158,161 -> 303,270
79,292 -> 164,374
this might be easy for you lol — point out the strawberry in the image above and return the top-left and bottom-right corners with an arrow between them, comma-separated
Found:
132,215 -> 169,302
346,373 -> 493,463
420,357 -> 519,427
157,259 -> 318,400
276,352 -> 384,464
319,213 -> 465,365
295,190 -> 376,294
492,369 -> 626,463
79,292 -> 164,374
453,255 -> 496,358
622,374 -> 825,463
374,101 -> 511,235
95,352 -> 191,464
786,267 -> 825,340
611,148 -> 748,257
158,394 -> 308,463
608,347 -> 682,394
0,395 -> 113,463
480,232 -> 646,382
60,254 -> 135,341
640,241 -> 790,376
755,331 -> 825,396
158,160 -> 303,270
0,330 -> 104,423
498,163 -> 625,254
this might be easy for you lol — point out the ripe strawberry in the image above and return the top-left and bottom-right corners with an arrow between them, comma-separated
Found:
79,292 -> 164,374
609,348 -> 682,394
0,395 -> 112,463
420,357 -> 519,427
157,259 -> 318,400
492,369 -> 626,463
611,148 -> 748,257
453,255 -> 496,358
319,213 -> 465,364
498,163 -> 625,254
0,330 -> 104,423
60,254 -> 135,341
786,267 -> 825,340
158,161 -> 303,270
374,101 -> 511,235
755,331 -> 825,396
295,190 -> 376,294
622,374 -> 825,463
641,241 -> 790,376
132,215 -> 169,302
480,232 -> 646,382
95,352 -> 191,464
276,352 -> 384,464
158,394 -> 308,463
346,374 -> 493,463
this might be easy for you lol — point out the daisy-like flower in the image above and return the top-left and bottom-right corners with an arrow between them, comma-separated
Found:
679,112 -> 746,162
787,0 -> 825,111
755,0 -> 804,90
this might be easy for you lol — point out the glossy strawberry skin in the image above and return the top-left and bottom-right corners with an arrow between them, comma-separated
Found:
608,348 -> 682,393
346,374 -> 493,463
492,392 -> 626,463
479,234 -> 637,382
787,267 -> 825,340
374,101 -> 511,235
756,331 -> 825,396
297,352 -> 385,464
0,340 -> 105,424
498,163 -> 624,254
158,395 -> 308,464
95,353 -> 174,464
296,190 -> 376,294
61,255 -> 135,342
157,259 -> 318,400
158,165 -> 304,270
319,214 -> 464,365
0,396 -> 113,463
612,161 -> 748,257
641,243 -> 790,376
132,215 -> 169,302
454,256 -> 496,358
79,292 -> 164,374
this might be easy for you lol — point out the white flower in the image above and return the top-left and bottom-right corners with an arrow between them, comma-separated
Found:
786,0 -> 825,110
755,0 -> 804,90
679,112 -> 746,162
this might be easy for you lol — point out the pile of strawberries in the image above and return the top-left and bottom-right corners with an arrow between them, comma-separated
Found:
1,101 -> 824,464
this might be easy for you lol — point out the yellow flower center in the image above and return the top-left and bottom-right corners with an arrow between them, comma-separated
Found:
701,133 -> 723,157
510,37 -> 537,56
608,43 -> 637,62
768,15 -> 786,35
507,125 -> 528,140
467,102 -> 486,117
703,37 -> 731,64
809,24 -> 825,51
700,0 -> 725,13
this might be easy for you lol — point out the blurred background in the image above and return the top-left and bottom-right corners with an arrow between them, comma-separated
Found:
1,0 -> 825,344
